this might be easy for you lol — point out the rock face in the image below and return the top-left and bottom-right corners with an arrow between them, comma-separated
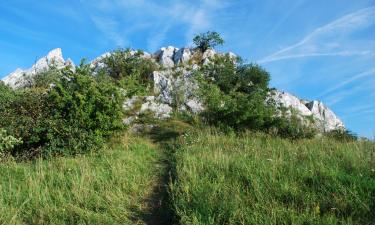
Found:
1,47 -> 345,132
272,90 -> 345,131
152,68 -> 202,113
306,100 -> 345,132
122,96 -> 172,121
2,48 -> 72,88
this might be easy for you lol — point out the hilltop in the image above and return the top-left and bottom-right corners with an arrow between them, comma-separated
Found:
2,46 -> 344,133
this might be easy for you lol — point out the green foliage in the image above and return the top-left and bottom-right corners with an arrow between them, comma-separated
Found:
0,64 -> 124,157
171,128 -> 375,224
193,31 -> 225,52
0,86 -> 50,156
44,64 -> 124,155
269,109 -> 317,139
197,55 -> 276,131
0,128 -> 22,156
326,129 -> 358,141
101,48 -> 157,96
196,55 -> 318,139
31,68 -> 64,88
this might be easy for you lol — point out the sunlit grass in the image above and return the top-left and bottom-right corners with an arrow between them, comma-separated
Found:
0,133 -> 161,225
171,128 -> 375,225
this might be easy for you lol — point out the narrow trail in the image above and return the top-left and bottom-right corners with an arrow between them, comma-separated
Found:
133,122 -> 185,225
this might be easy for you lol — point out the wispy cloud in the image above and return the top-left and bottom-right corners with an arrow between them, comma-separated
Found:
90,16 -> 128,47
258,6 -> 375,64
317,68 -> 375,98
80,0 -> 227,51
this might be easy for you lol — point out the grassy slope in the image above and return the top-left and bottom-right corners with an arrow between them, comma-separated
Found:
0,133 -> 162,225
171,128 -> 375,225
1,123 -> 375,225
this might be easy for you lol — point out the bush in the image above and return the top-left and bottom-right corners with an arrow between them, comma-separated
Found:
101,48 -> 157,97
44,64 -> 124,155
326,129 -> 357,141
0,86 -> 49,156
193,31 -> 225,52
197,55 -> 275,131
0,64 -> 124,157
0,128 -> 22,157
196,55 -> 317,139
270,110 -> 317,139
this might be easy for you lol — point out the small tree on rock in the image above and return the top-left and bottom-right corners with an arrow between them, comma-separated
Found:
193,31 -> 225,52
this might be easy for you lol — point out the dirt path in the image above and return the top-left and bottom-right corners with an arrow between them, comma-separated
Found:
133,122 -> 185,225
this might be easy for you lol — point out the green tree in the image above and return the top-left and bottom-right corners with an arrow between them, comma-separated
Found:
196,55 -> 275,130
193,31 -> 225,52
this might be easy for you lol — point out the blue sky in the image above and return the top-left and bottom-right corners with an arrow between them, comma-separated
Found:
1,0 -> 375,138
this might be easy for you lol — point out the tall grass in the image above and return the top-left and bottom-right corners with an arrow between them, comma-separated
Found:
0,133 -> 161,224
170,128 -> 375,225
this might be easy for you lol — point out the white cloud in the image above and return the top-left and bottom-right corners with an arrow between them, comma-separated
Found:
80,0 -> 227,51
318,68 -> 375,98
258,6 -> 375,64
90,16 -> 128,47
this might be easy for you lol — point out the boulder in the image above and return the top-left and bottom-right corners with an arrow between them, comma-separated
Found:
173,48 -> 192,65
140,96 -> 172,119
155,46 -> 178,68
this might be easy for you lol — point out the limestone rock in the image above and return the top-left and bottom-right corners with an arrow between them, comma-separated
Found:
202,48 -> 216,65
155,46 -> 178,68
173,48 -> 192,65
2,48 -> 66,88
123,96 -> 172,122
271,90 -> 345,132
2,46 -> 345,133
272,91 -> 312,116
306,101 -> 345,132
185,99 -> 204,114
140,96 -> 172,119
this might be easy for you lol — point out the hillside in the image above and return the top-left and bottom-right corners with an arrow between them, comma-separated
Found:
0,34 -> 373,224
1,123 -> 374,224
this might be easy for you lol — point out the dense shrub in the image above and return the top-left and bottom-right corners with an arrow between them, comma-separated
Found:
43,65 -> 124,155
196,55 -> 275,131
270,110 -> 317,139
196,55 -> 317,139
101,48 -> 157,97
0,64 -> 124,157
0,85 -> 49,156
0,128 -> 22,157
326,129 -> 358,141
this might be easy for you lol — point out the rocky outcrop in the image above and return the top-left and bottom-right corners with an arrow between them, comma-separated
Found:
122,95 -> 172,124
1,47 -> 345,132
305,100 -> 345,132
271,90 -> 345,131
2,48 -> 73,89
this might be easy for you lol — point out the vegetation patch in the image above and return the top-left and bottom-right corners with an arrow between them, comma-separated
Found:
0,133 -> 162,224
170,128 -> 375,224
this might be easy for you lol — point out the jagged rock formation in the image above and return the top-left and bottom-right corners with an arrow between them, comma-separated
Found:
272,91 -> 345,132
1,47 -> 345,132
2,48 -> 74,88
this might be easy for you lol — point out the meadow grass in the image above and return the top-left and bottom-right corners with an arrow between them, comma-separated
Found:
0,133 -> 162,225
170,128 -> 375,225
1,123 -> 375,225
